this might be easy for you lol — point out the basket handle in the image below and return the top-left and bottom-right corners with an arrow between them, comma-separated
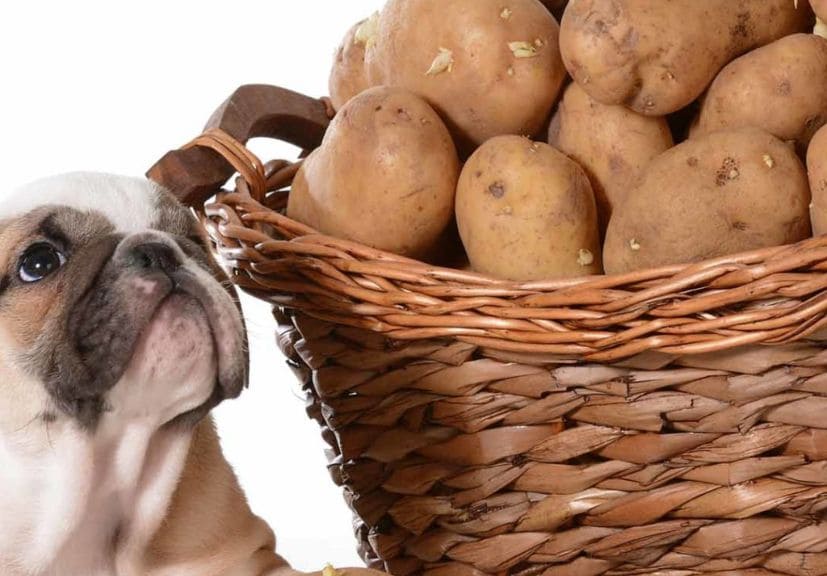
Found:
146,84 -> 331,207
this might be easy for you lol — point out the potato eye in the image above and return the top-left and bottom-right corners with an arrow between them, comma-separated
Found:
18,243 -> 66,283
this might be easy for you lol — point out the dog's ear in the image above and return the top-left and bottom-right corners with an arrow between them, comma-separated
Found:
151,184 -> 199,237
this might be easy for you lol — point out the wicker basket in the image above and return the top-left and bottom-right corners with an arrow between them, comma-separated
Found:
149,85 -> 827,576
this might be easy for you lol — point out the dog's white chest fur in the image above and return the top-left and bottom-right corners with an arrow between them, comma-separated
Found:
0,298 -> 219,576
0,421 -> 190,575
0,339 -> 216,576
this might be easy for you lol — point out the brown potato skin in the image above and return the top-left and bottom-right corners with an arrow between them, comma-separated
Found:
604,128 -> 811,274
328,20 -> 370,111
560,0 -> 813,116
808,124 -> 827,236
365,0 -> 566,149
811,0 -> 827,22
694,34 -> 827,153
287,86 -> 459,259
456,135 -> 602,281
548,82 -> 673,233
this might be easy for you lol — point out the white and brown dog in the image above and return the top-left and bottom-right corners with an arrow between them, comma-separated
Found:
0,172 -> 378,576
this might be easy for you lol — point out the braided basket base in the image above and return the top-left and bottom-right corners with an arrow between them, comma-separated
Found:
277,309 -> 827,576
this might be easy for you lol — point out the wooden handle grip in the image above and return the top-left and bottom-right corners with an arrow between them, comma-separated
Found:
147,84 -> 330,206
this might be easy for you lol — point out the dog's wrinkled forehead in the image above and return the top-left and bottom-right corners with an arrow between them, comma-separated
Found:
0,172 -> 190,234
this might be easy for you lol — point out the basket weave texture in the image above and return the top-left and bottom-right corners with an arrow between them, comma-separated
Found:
150,86 -> 827,576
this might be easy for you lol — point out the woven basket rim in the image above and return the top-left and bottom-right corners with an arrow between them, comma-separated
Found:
147,84 -> 827,363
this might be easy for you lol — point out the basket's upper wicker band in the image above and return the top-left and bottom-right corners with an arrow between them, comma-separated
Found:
148,84 -> 827,362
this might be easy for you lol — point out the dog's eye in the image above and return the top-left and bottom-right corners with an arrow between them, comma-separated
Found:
18,243 -> 66,283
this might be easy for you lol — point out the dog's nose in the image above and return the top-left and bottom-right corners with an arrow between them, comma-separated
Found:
130,241 -> 180,274
116,233 -> 183,275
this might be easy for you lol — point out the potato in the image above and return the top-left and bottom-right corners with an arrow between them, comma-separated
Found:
287,86 -> 459,258
328,18 -> 373,111
807,124 -> 827,236
604,128 -> 811,274
456,135 -> 601,280
694,34 -> 827,153
812,0 -> 827,22
548,82 -> 673,232
364,0 -> 566,149
560,0 -> 813,116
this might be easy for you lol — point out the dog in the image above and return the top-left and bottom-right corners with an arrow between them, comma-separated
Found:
0,172 -> 382,576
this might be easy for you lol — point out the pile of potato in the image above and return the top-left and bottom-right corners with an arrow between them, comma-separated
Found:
288,0 -> 827,281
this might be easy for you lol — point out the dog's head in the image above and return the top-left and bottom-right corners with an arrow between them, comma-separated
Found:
0,172 -> 246,433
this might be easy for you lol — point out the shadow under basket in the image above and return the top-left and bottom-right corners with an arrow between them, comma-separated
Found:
149,84 -> 827,576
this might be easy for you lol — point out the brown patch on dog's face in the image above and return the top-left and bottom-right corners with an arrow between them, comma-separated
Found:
0,185 -> 246,429
0,208 -> 115,349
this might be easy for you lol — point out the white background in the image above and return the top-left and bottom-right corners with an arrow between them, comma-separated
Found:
0,1 -> 384,570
